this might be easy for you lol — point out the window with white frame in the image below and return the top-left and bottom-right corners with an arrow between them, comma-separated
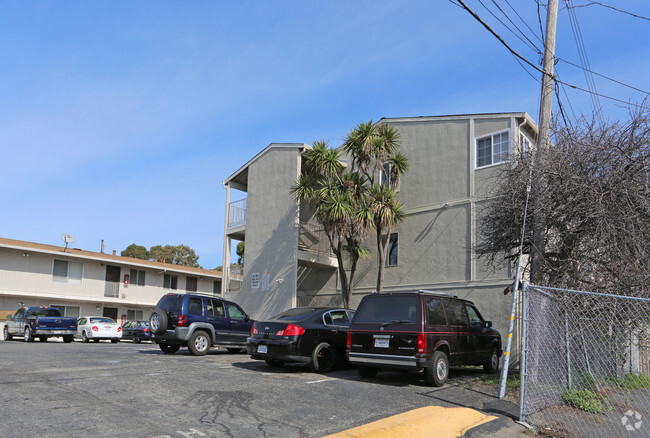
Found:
476,131 -> 510,168
52,259 -> 83,283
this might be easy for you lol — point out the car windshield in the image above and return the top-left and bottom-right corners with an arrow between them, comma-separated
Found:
354,296 -> 419,324
270,308 -> 320,321
89,317 -> 114,324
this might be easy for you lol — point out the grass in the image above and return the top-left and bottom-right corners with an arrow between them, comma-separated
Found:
562,389 -> 611,414
481,373 -> 520,398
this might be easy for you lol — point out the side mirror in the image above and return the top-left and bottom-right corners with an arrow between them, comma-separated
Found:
245,315 -> 250,322
484,321 -> 493,328
6,315 -> 13,320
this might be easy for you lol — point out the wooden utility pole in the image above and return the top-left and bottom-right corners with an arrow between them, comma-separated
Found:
531,0 -> 559,282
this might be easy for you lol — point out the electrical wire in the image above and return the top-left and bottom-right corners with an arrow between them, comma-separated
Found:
570,1 -> 650,21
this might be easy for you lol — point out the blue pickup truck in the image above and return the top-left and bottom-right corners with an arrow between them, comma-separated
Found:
4,307 -> 77,343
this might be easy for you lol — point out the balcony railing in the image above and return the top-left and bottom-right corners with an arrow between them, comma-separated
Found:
299,222 -> 334,257
228,199 -> 247,228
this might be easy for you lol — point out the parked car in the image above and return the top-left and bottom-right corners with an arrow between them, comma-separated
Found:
347,290 -> 502,386
4,306 -> 76,343
121,320 -> 152,343
246,307 -> 355,373
149,293 -> 254,356
77,316 -> 122,343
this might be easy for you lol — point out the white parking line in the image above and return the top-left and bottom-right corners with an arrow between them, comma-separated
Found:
306,378 -> 335,384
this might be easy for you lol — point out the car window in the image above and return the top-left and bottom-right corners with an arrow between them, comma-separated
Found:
354,296 -> 418,323
90,317 -> 114,324
14,309 -> 25,319
466,306 -> 483,326
271,308 -> 318,321
226,303 -> 246,320
324,310 -> 350,326
187,298 -> 203,316
444,299 -> 468,326
207,300 -> 226,317
158,294 -> 183,312
78,318 -> 86,325
426,297 -> 447,326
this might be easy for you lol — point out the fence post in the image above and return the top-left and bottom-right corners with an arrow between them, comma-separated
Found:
519,281 -> 529,421
565,311 -> 572,390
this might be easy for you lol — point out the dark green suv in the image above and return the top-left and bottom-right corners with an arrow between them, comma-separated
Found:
347,290 -> 502,386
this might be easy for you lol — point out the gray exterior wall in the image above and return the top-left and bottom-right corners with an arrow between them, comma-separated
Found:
230,146 -> 302,320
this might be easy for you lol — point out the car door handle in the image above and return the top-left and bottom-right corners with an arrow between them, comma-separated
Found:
230,320 -> 238,324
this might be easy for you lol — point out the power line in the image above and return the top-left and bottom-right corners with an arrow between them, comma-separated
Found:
569,1 -> 650,21
557,57 -> 650,95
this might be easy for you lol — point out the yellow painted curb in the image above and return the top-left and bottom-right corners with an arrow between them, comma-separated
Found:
323,406 -> 497,438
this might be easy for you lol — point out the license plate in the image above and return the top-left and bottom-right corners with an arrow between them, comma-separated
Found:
258,345 -> 268,354
374,339 -> 389,348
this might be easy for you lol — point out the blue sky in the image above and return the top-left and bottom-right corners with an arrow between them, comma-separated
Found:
1,1 -> 648,269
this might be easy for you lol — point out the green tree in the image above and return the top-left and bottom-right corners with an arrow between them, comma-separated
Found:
236,241 -> 245,265
291,140 -> 370,307
121,244 -> 149,260
342,121 -> 409,292
150,244 -> 201,268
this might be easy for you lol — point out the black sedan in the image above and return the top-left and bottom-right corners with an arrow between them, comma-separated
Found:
121,320 -> 152,343
246,307 -> 354,373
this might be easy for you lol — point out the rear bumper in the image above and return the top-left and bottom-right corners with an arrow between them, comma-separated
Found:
246,338 -> 309,364
348,352 -> 427,368
34,329 -> 76,336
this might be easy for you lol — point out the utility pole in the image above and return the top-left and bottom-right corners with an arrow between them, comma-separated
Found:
531,0 -> 559,282
499,0 -> 559,399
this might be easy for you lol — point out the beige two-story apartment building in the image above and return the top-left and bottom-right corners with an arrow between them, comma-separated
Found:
0,237 -> 223,324
220,112 -> 537,339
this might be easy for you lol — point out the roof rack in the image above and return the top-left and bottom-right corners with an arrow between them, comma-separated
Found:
373,289 -> 457,298
417,289 -> 457,298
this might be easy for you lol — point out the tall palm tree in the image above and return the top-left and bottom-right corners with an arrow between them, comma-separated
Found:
343,121 -> 409,292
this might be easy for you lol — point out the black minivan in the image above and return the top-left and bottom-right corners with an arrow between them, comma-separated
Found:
347,290 -> 502,386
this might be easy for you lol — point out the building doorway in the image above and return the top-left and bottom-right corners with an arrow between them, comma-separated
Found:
103,307 -> 118,321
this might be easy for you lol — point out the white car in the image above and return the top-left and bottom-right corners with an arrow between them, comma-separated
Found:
77,316 -> 122,343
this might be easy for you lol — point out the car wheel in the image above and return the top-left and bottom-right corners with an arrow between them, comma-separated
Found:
93,339 -> 99,343
188,331 -> 210,356
159,343 -> 180,354
265,359 -> 285,368
3,326 -> 12,341
111,339 -> 118,343
426,350 -> 449,387
132,336 -> 141,344
149,309 -> 168,335
483,347 -> 500,374
358,365 -> 378,378
81,331 -> 89,343
309,342 -> 337,373
39,336 -> 47,342
24,326 -> 34,342
63,336 -> 74,343
226,347 -> 243,354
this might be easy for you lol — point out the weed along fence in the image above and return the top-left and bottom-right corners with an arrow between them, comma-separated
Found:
520,283 -> 650,437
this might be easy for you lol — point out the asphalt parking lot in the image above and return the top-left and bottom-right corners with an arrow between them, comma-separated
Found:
0,338 -> 525,438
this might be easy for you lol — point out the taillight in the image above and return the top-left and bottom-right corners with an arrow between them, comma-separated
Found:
178,314 -> 187,327
251,326 -> 258,335
346,332 -> 352,350
417,333 -> 427,353
117,327 -> 122,332
276,324 -> 305,337
92,326 -> 99,332
143,328 -> 149,332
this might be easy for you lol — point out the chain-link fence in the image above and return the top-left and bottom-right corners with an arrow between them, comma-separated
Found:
520,283 -> 650,437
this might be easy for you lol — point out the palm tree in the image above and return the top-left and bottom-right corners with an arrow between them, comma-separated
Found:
290,141 -> 369,307
343,121 -> 409,292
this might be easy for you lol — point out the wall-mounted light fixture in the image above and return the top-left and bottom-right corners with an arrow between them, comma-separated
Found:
96,305 -> 101,311
22,252 -> 30,257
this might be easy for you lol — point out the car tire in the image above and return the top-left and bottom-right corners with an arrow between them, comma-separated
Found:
309,342 -> 337,373
3,326 -> 12,341
39,336 -> 47,342
265,359 -> 285,368
159,343 -> 180,354
132,336 -> 141,344
357,365 -> 378,378
24,326 -> 34,342
81,331 -> 89,343
187,331 -> 210,356
111,339 -> 118,343
63,336 -> 74,343
149,309 -> 168,335
226,347 -> 243,354
426,350 -> 449,387
483,347 -> 500,374
93,339 -> 99,343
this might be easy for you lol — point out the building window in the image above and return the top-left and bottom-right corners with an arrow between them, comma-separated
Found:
52,259 -> 83,283
163,274 -> 178,289
127,309 -> 144,320
50,305 -> 80,318
477,131 -> 509,168
387,233 -> 398,266
213,280 -> 220,294
186,276 -> 198,292
130,269 -> 146,286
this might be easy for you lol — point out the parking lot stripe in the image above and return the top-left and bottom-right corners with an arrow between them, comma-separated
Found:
322,406 -> 497,438
306,378 -> 335,384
